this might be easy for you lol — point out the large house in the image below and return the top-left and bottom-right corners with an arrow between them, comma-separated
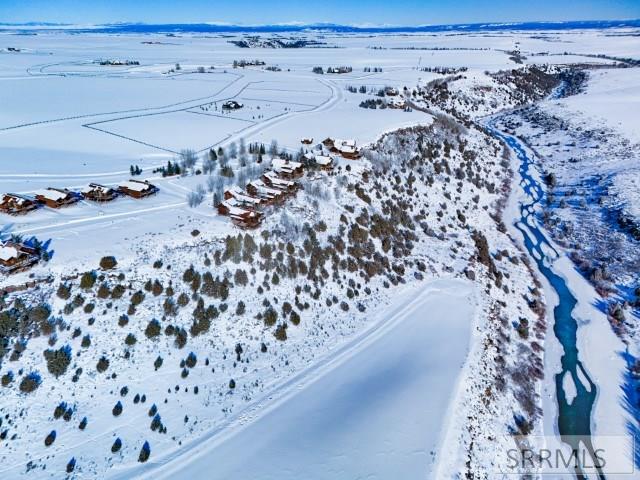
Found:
217,198 -> 262,229
314,155 -> 334,170
119,179 -> 159,199
246,180 -> 286,204
0,241 -> 39,274
322,137 -> 360,159
224,186 -> 264,210
262,171 -> 297,193
271,158 -> 303,179
34,188 -> 80,208
82,183 -> 118,202
0,193 -> 38,215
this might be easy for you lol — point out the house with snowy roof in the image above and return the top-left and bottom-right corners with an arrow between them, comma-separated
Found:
262,171 -> 297,193
0,241 -> 39,274
224,186 -> 264,210
246,180 -> 285,204
0,193 -> 39,215
82,183 -> 119,202
314,155 -> 334,170
34,188 -> 80,208
217,198 -> 262,228
119,179 -> 159,199
271,158 -> 303,179
322,138 -> 360,159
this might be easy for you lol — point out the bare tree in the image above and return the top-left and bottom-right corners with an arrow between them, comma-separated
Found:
180,149 -> 198,173
269,139 -> 278,158
206,175 -> 217,193
228,142 -> 238,159
186,184 -> 206,207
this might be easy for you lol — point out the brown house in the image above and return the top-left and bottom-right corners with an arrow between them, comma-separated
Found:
119,179 -> 159,199
82,183 -> 118,202
0,241 -> 39,274
262,171 -> 297,193
271,158 -> 303,179
322,137 -> 335,149
314,155 -> 334,170
246,180 -> 285,204
0,193 -> 39,215
34,188 -> 80,208
321,138 -> 360,159
224,186 -> 264,210
217,199 -> 262,229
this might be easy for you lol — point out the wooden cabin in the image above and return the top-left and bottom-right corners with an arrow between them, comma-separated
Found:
224,186 -> 263,210
230,213 -> 261,229
119,179 -> 158,199
246,180 -> 285,204
271,158 -> 303,179
217,199 -> 262,229
34,188 -> 80,208
322,137 -> 335,149
0,241 -> 39,274
336,144 -> 360,159
0,193 -> 38,215
82,183 -> 118,202
262,171 -> 297,194
322,138 -> 360,159
314,155 -> 334,171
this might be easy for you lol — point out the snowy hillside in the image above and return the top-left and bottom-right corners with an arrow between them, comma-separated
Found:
1,25 -> 639,479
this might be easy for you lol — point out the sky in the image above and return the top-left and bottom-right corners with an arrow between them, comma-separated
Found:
1,0 -> 639,26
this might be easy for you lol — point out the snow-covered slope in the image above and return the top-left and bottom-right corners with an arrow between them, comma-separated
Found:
1,27 -> 638,479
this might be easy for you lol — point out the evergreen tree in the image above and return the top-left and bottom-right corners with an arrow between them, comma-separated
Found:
138,441 -> 151,462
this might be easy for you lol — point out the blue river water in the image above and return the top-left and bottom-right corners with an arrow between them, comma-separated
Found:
487,123 -> 604,479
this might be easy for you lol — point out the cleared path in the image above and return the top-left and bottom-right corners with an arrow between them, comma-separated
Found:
124,280 -> 474,480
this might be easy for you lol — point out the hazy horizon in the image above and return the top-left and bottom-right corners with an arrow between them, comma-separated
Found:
1,0 -> 639,26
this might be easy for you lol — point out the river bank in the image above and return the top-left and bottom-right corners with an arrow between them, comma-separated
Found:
494,119 -> 632,476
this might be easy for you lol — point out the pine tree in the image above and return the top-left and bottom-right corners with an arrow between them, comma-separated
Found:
111,437 -> 122,453
138,441 -> 151,462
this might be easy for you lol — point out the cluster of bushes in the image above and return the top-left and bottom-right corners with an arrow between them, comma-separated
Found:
44,345 -> 72,377
359,98 -> 388,110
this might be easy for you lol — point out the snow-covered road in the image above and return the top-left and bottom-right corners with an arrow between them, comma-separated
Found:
122,279 -> 475,480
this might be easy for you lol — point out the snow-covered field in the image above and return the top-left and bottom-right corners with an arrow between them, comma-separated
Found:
122,279 -> 475,480
1,26 -> 639,479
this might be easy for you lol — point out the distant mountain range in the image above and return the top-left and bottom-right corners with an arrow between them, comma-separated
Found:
1,19 -> 639,34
